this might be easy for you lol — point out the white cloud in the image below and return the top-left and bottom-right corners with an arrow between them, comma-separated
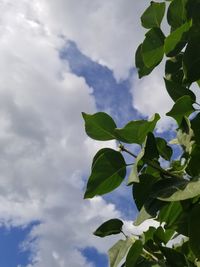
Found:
131,66 -> 175,132
34,0 -> 150,81
0,1 -> 121,266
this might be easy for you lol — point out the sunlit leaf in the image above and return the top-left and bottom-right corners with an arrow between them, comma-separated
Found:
142,28 -> 165,69
141,2 -> 166,29
108,238 -> 135,267
82,112 -> 117,141
115,114 -> 160,145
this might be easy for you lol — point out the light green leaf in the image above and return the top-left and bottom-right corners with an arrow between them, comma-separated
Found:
115,114 -> 160,145
164,21 -> 191,56
142,28 -> 165,69
141,2 -> 166,29
166,95 -> 195,125
125,240 -> 143,267
82,112 -> 116,141
157,179 -> 200,201
94,219 -> 123,237
108,238 -> 135,267
128,148 -> 145,184
84,148 -> 126,198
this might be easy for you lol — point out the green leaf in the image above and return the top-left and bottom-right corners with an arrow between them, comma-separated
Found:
154,227 -> 174,244
176,116 -> 194,154
156,137 -> 173,161
160,247 -> 188,267
84,148 -> 126,198
164,78 -> 196,103
134,199 -> 164,226
191,113 -> 200,145
155,179 -> 200,201
108,238 -> 135,267
82,112 -> 117,141
158,201 -> 183,227
135,44 -> 154,78
143,133 -> 159,161
186,145 -> 200,177
133,174 -> 159,210
93,218 -> 123,237
165,21 -> 191,57
167,0 -> 187,29
128,148 -> 145,184
125,240 -> 143,267
189,204 -> 200,258
186,0 -> 200,24
141,2 -> 166,29
142,28 -> 165,69
166,95 -> 195,125
183,33 -> 200,83
115,114 -> 160,145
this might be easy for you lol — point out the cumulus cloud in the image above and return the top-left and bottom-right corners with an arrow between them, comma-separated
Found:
0,1 -> 121,266
131,66 -> 175,132
35,0 -> 150,80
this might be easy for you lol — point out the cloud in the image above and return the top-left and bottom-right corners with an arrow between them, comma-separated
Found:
34,0 -> 150,80
0,1 -> 122,266
131,67 -> 175,132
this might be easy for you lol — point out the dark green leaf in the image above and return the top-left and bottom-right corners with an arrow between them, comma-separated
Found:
135,44 -> 154,78
164,78 -> 196,102
186,145 -> 200,177
156,137 -> 173,161
142,28 -> 165,69
154,227 -> 174,245
141,2 -> 166,29
183,33 -> 200,83
166,95 -> 195,125
84,148 -> 126,198
143,133 -> 159,161
165,53 -> 183,81
108,238 -> 135,267
155,179 -> 200,201
191,113 -> 200,145
167,0 -> 187,29
164,21 -> 191,57
115,114 -> 160,145
160,246 -> 188,266
82,112 -> 116,141
125,240 -> 143,267
189,204 -> 200,258
186,0 -> 200,24
134,199 -> 164,226
133,174 -> 159,210
93,218 -> 123,237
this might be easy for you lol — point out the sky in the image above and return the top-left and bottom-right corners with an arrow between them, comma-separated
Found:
0,1 -> 179,266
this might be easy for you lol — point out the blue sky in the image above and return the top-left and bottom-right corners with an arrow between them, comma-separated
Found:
0,1 -> 180,267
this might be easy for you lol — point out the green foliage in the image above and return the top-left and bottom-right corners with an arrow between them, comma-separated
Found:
82,0 -> 200,266
93,219 -> 123,237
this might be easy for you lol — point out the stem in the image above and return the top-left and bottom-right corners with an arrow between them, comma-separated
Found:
120,230 -> 128,238
120,145 -> 182,179
195,102 -> 200,107
119,144 -> 137,158
143,248 -> 159,262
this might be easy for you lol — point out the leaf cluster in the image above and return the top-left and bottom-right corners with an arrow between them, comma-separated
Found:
82,0 -> 200,266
